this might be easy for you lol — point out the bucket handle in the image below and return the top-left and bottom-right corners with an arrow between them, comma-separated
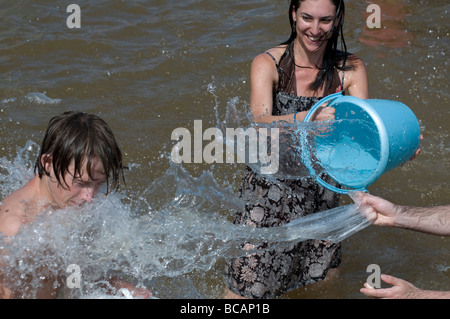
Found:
303,92 -> 342,122
303,92 -> 368,195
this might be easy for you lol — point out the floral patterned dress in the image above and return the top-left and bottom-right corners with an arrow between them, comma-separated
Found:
224,42 -> 343,298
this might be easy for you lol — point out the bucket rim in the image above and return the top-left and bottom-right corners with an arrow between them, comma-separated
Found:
302,94 -> 390,194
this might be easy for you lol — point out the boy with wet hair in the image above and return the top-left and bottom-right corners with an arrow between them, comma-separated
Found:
0,111 -> 137,298
0,111 -> 125,237
34,111 -> 125,197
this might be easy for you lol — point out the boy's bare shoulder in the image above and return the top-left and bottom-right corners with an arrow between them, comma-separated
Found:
0,180 -> 37,237
0,197 -> 24,237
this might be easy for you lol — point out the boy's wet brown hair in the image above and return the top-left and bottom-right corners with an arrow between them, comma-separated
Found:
284,0 -> 354,93
34,111 -> 125,194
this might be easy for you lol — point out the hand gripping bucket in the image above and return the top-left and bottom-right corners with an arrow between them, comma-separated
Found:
302,92 -> 421,194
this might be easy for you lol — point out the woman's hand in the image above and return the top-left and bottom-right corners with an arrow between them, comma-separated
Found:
311,106 -> 335,121
409,134 -> 423,161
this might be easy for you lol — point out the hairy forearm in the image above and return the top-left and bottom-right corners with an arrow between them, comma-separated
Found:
394,205 -> 450,236
413,289 -> 450,299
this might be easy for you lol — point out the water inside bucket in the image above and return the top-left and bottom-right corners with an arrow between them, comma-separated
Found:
314,118 -> 382,188
302,115 -> 381,189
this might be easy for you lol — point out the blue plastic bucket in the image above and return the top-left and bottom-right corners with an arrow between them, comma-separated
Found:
302,92 -> 421,194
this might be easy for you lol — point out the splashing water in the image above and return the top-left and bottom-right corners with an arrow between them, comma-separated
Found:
297,118 -> 382,191
0,92 -> 374,298
0,136 -> 373,299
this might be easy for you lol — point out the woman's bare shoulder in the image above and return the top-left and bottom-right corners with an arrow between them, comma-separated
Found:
251,45 -> 287,71
342,52 -> 366,69
263,45 -> 288,61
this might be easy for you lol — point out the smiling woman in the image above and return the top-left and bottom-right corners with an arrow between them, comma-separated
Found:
292,1 -> 339,58
223,0 -> 369,299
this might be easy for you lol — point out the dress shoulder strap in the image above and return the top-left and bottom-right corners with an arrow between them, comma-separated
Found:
336,53 -> 347,93
265,51 -> 279,69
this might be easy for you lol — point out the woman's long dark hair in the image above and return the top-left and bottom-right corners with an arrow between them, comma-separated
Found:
282,0 -> 353,93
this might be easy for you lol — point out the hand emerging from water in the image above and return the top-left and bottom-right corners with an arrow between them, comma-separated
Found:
361,274 -> 450,299
361,274 -> 422,299
110,277 -> 152,299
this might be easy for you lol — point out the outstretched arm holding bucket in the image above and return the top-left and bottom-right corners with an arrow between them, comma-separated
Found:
356,192 -> 450,299
356,192 -> 450,236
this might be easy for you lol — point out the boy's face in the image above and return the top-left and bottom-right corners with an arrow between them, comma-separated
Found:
44,156 -> 107,209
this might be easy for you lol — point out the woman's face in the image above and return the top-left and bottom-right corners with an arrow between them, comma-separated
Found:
292,0 -> 338,52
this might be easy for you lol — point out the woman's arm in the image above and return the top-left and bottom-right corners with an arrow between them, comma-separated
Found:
249,52 -> 296,124
345,56 -> 369,99
249,52 -> 336,124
